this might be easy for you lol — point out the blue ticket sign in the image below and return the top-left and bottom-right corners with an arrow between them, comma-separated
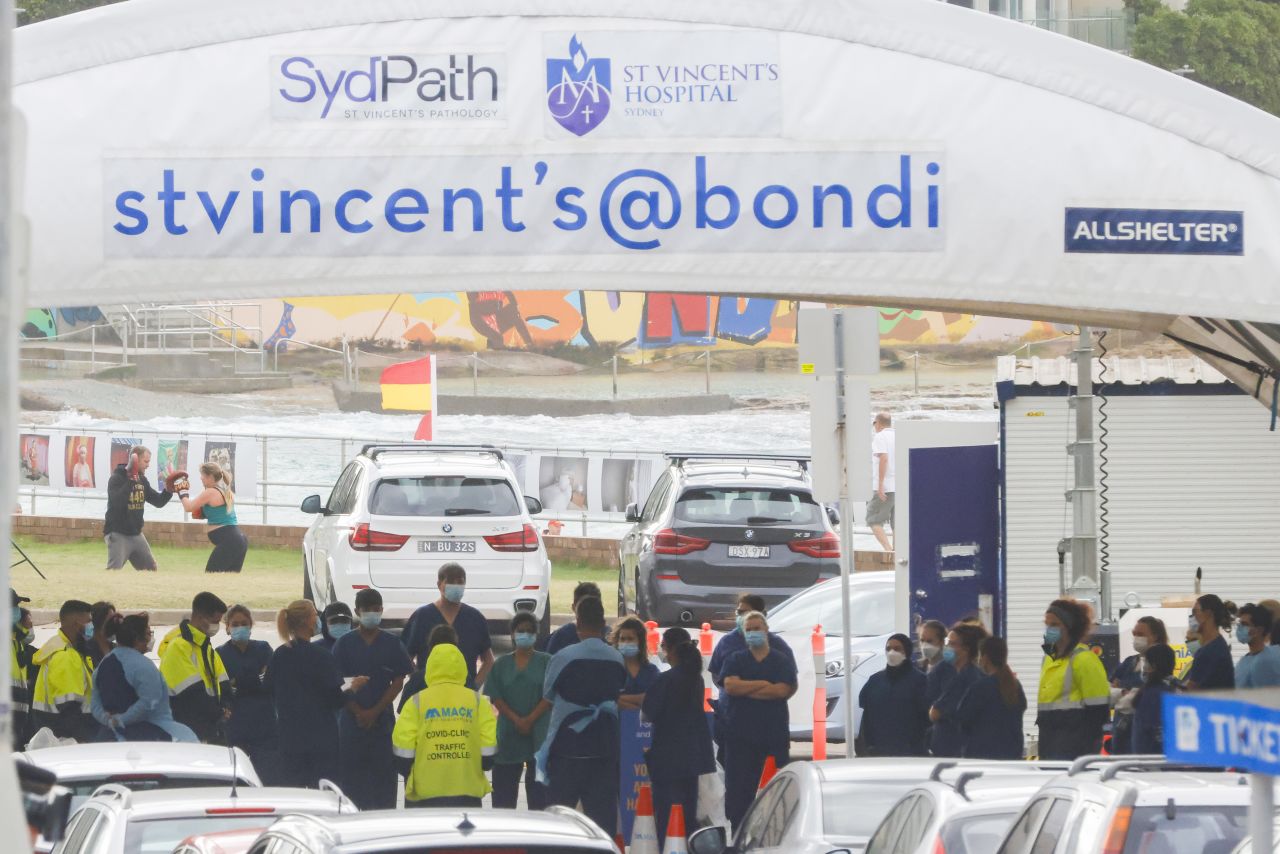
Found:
1163,690 -> 1280,775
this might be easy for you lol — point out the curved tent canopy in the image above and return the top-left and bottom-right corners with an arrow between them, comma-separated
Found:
12,0 -> 1280,408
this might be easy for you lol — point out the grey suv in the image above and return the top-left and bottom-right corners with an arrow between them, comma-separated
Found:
617,454 -> 839,625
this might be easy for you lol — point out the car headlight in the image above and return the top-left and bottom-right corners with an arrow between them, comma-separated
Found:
825,652 -> 876,679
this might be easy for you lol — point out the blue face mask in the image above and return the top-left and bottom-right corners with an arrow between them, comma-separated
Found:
1187,639 -> 1202,656
941,646 -> 957,664
735,614 -> 746,633
618,642 -> 640,658
359,612 -> 383,630
513,632 -> 536,649
1043,627 -> 1062,647
444,584 -> 465,604
744,630 -> 767,649
328,621 -> 352,640
83,622 -> 95,642
1237,624 -> 1253,644
230,626 -> 252,644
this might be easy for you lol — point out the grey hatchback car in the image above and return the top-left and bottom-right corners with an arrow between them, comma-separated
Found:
618,454 -> 839,626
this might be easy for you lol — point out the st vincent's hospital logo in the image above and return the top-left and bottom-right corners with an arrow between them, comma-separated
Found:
547,35 -> 612,136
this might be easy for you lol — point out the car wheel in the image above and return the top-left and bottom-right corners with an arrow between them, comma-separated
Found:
302,557 -> 314,602
635,571 -> 652,622
538,606 -> 552,642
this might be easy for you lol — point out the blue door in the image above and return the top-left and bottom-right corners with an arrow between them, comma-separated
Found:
907,444 -> 1001,635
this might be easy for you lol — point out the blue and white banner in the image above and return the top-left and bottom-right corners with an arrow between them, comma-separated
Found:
1064,208 -> 1244,256
1164,690 -> 1280,775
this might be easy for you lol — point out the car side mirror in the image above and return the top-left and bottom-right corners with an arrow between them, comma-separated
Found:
524,495 -> 543,515
300,495 -> 325,515
689,826 -> 729,854
624,503 -> 640,523
826,505 -> 840,526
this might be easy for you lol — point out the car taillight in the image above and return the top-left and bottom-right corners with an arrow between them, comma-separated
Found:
788,532 -> 840,558
653,529 -> 711,555
349,523 -> 409,552
485,523 -> 539,553
931,836 -> 946,854
1101,805 -> 1133,854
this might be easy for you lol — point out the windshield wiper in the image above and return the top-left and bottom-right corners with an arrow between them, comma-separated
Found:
444,508 -> 490,516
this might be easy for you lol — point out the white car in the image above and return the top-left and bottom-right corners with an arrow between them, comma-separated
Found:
301,444 -> 552,635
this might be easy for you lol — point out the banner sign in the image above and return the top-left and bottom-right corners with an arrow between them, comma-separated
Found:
619,709 -> 654,843
1164,690 -> 1280,775
1064,208 -> 1244,256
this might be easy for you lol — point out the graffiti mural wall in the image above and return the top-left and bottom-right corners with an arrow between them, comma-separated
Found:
261,291 -> 1069,352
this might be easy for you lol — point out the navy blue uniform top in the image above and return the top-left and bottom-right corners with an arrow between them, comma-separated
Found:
1111,654 -> 1144,691
333,630 -> 413,731
540,621 -> 614,655
216,639 -> 277,746
930,663 -> 980,758
264,640 -> 347,754
312,634 -> 338,653
925,659 -> 956,707
642,668 -> 715,783
857,665 -> 929,756
402,603 -> 491,688
954,673 -> 1026,760
720,648 -> 796,750
1187,635 -> 1235,690
624,661 -> 661,695
1131,680 -> 1174,754
545,638 -> 628,759
710,631 -> 795,686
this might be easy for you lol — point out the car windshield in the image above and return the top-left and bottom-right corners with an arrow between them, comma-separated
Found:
1121,805 -> 1248,854
370,476 -> 520,516
768,584 -> 895,636
821,781 -> 916,839
124,815 -> 273,854
941,811 -> 1020,853
675,487 -> 821,526
64,776 -> 241,812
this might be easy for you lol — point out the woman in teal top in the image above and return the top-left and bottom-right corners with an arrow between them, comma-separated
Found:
483,611 -> 552,809
178,462 -> 249,572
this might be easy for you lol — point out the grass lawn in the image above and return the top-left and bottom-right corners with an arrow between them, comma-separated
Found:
9,537 -> 614,616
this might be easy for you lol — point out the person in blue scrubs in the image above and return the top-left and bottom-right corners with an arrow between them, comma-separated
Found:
313,602 -> 353,652
1185,594 -> 1235,690
402,563 -> 494,689
266,600 -> 366,789
721,610 -> 796,832
709,594 -> 794,763
857,633 -> 928,756
217,605 -> 279,783
333,588 -> 412,810
535,596 -> 627,837
954,636 -> 1026,759
541,581 -> 610,655
928,623 -> 987,757
614,617 -> 659,710
644,627 -> 715,848
1131,643 -> 1178,754
1235,604 -> 1280,688
1109,616 -> 1167,755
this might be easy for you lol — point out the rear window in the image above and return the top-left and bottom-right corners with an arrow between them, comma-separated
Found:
370,476 -> 520,517
941,811 -> 1019,854
675,487 -> 821,525
821,781 -> 916,839
124,816 -> 273,854
1121,805 -> 1248,854
65,776 -> 245,812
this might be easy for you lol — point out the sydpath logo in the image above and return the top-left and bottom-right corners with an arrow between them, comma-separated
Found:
546,35 -> 612,136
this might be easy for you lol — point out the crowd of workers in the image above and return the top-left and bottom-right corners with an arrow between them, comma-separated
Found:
10,573 -> 1280,845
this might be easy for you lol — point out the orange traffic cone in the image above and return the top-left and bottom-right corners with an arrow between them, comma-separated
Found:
661,804 -> 688,854
630,784 -> 659,854
758,755 -> 778,789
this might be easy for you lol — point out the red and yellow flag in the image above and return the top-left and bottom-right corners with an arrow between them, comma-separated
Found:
380,356 -> 436,440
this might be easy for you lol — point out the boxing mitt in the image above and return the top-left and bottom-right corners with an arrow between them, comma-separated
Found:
164,470 -> 190,493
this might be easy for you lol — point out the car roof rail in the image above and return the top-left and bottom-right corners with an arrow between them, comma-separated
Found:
1068,754 -> 1164,776
545,804 -> 613,840
1099,759 -> 1226,782
664,452 -> 809,471
953,771 -> 984,801
929,761 -> 960,782
361,443 -> 504,462
317,778 -> 348,809
90,783 -> 133,808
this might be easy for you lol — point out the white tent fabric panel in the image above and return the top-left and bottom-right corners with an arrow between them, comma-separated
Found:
1002,390 -> 1280,736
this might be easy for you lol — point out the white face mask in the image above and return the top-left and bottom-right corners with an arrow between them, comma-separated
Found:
885,650 -> 907,667
1132,636 -> 1151,654
919,642 -> 941,661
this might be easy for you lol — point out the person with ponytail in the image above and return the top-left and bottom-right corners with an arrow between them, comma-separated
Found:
857,632 -> 929,757
1036,598 -> 1109,759
954,636 -> 1026,759
216,605 -> 279,784
928,622 -> 988,757
264,600 -> 367,789
642,627 -> 714,847
177,462 -> 249,573
1185,593 -> 1235,690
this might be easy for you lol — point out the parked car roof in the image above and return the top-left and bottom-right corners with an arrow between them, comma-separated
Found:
18,743 -> 262,788
88,784 -> 355,819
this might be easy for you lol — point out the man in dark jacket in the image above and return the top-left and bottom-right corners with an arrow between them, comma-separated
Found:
104,445 -> 173,572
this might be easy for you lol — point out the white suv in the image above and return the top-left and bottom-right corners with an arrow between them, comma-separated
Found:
300,444 -> 552,636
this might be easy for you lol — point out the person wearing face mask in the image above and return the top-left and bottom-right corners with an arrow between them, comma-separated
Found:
313,602 -> 354,653
216,605 -> 278,782
86,601 -> 120,668
614,617 -> 660,710
91,613 -> 197,743
158,591 -> 231,743
541,582 -> 610,654
1130,643 -> 1179,754
1036,598 -> 1109,760
484,611 -> 551,809
266,599 -> 368,789
708,594 -> 795,763
11,589 -> 34,749
927,623 -> 987,757
856,633 -> 929,757
31,600 -> 97,742
954,636 -> 1026,759
1184,593 -> 1235,690
397,624 -> 461,714
917,620 -> 948,674
401,563 -> 494,691
721,610 -> 797,832
1234,604 -> 1280,688
332,588 -> 412,810
1107,616 -> 1166,755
